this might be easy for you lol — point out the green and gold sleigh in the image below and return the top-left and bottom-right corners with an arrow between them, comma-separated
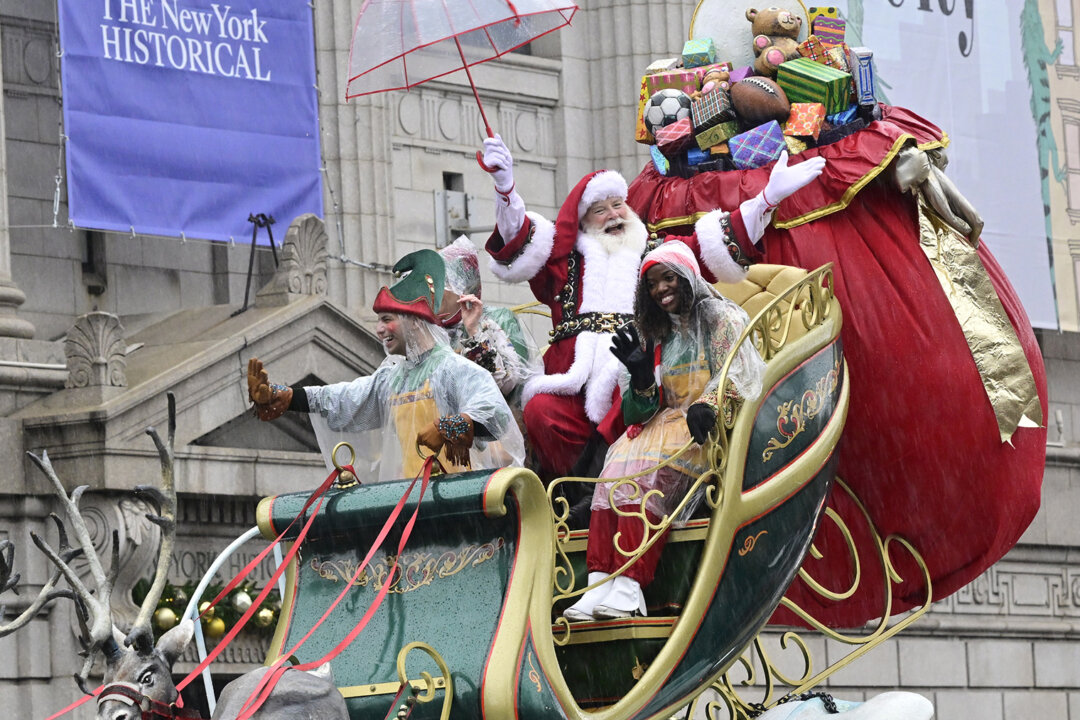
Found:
255,264 -> 848,720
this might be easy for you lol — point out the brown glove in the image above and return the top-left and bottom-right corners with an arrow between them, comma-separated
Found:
416,413 -> 475,468
247,357 -> 293,421
416,421 -> 445,457
440,413 -> 474,468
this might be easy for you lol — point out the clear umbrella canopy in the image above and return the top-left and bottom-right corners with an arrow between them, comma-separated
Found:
346,0 -> 577,100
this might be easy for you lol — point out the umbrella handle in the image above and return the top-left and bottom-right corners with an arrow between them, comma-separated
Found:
476,150 -> 499,173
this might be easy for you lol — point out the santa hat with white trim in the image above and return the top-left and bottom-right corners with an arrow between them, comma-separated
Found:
555,170 -> 629,246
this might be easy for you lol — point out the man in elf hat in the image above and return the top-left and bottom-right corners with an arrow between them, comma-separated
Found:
247,249 -> 525,481
479,135 -> 823,479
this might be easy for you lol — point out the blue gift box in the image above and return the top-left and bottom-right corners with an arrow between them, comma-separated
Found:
681,37 -> 717,69
650,145 -> 669,175
826,105 -> 858,126
729,120 -> 786,170
686,147 -> 710,166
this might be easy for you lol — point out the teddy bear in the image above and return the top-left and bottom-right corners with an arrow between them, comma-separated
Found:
745,6 -> 803,77
691,67 -> 731,100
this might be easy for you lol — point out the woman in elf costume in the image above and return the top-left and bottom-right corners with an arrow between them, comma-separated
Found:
247,249 -> 525,481
437,236 -> 537,403
564,241 -> 765,621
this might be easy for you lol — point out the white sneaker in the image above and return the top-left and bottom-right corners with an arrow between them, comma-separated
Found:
562,572 -> 613,622
593,576 -> 647,619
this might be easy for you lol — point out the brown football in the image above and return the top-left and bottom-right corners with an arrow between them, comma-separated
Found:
730,76 -> 791,127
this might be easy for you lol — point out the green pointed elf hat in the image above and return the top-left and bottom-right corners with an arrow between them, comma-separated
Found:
372,249 -> 445,324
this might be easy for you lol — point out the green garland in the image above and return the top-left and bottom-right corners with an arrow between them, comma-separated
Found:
132,578 -> 281,639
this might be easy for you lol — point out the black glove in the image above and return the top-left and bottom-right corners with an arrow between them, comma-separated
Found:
686,403 -> 717,445
610,325 -> 655,391
569,432 -> 609,478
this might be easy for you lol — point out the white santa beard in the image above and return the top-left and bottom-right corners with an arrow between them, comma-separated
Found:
581,211 -> 649,257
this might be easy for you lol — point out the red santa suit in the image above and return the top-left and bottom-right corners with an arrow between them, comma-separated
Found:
485,170 -> 753,477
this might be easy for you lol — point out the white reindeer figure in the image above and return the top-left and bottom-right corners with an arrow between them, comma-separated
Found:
0,394 -> 349,720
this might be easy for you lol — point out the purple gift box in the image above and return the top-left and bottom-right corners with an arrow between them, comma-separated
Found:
729,120 -> 786,170
728,65 -> 754,84
812,17 -> 846,47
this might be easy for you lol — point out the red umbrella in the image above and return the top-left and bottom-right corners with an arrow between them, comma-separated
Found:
347,0 -> 577,168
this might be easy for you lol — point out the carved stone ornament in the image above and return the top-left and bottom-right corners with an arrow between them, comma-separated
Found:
72,493 -> 159,633
255,213 -> 329,307
65,312 -> 127,388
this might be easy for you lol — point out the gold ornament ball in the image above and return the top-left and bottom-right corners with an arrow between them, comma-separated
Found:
154,607 -> 179,631
206,617 -> 227,639
198,601 -> 215,620
254,607 -> 275,628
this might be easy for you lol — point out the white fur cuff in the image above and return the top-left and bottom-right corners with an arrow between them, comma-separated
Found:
695,210 -> 748,284
488,211 -> 556,284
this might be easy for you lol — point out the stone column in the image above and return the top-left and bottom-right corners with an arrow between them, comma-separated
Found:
0,26 -> 34,340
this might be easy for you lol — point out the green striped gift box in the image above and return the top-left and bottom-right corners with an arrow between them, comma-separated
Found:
776,58 -> 852,115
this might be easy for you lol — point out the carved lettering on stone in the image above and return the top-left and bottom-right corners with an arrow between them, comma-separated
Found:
255,214 -> 329,306
65,312 -> 127,388
393,88 -> 553,157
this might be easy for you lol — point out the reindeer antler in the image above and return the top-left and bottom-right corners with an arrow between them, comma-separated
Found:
125,392 -> 178,654
20,450 -> 123,689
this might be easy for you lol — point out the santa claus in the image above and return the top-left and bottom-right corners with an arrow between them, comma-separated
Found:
480,136 -> 824,478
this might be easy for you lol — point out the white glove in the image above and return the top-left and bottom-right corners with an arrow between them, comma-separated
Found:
482,135 -> 515,193
761,151 -> 826,207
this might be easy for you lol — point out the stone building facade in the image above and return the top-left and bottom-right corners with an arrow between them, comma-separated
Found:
0,1 -> 1075,718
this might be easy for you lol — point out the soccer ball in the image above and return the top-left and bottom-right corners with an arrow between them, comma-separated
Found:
643,89 -> 692,135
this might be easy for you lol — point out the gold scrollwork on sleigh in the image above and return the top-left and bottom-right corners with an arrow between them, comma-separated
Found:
684,478 -> 933,720
310,538 -> 505,594
761,359 -> 841,463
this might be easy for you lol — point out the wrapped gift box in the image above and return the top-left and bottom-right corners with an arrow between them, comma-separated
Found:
783,102 -> 826,140
848,46 -> 876,105
777,58 -> 852,115
799,36 -> 848,71
826,104 -> 858,126
655,117 -> 694,154
808,6 -> 838,25
695,119 -> 740,150
784,136 -> 808,155
645,69 -> 698,96
635,76 -> 655,144
650,145 -> 669,175
812,16 -> 846,47
691,88 -> 736,131
709,142 -> 730,155
729,120 -> 786,169
687,147 -> 710,166
825,44 -> 850,72
728,65 -> 754,84
797,34 -> 828,64
681,37 -> 717,69
646,57 -> 681,73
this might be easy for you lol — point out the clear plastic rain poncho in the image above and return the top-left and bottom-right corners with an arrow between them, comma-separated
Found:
439,236 -> 539,399
592,241 -> 766,519
307,313 -> 526,483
